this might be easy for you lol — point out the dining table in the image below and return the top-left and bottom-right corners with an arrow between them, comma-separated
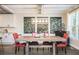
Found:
16,36 -> 67,55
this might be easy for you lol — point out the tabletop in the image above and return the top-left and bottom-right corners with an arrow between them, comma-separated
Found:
16,36 -> 67,42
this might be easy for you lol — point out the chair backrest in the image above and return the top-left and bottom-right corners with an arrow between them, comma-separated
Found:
13,32 -> 19,40
54,31 -> 63,37
63,33 -> 68,39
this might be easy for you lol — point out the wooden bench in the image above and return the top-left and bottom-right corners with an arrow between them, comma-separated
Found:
29,45 -> 53,53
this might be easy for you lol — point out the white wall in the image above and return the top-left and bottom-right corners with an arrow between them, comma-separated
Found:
0,13 -> 67,35
0,14 -> 14,26
0,14 -> 15,32
13,13 -> 67,35
62,13 -> 67,29
0,13 -> 68,44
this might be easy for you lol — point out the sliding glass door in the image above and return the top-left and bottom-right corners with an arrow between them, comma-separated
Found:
68,9 -> 79,40
70,12 -> 77,39
77,11 -> 79,40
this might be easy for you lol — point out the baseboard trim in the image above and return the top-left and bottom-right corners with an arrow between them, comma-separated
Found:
70,44 -> 79,50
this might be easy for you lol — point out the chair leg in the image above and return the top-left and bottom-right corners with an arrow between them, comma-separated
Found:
56,47 -> 58,54
48,48 -> 49,52
62,48 -> 63,51
29,48 -> 31,52
43,48 -> 44,53
65,47 -> 67,54
48,48 -> 50,53
32,48 -> 33,51
37,48 -> 38,53
30,48 -> 32,53
24,47 -> 26,55
18,47 -> 20,52
15,46 -> 17,54
1,44 -> 4,54
49,48 -> 51,53
50,47 -> 52,52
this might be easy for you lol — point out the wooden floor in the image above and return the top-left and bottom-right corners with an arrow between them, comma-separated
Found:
0,45 -> 79,55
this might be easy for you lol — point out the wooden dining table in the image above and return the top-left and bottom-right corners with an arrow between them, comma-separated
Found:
16,36 -> 67,55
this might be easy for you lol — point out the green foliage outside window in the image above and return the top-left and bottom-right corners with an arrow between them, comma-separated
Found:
50,17 -> 62,33
24,17 -> 35,33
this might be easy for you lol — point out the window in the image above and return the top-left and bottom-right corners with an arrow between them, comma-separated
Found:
68,10 -> 79,40
50,17 -> 62,34
70,12 -> 77,39
37,17 -> 48,33
24,17 -> 62,34
77,11 -> 79,39
24,17 -> 35,33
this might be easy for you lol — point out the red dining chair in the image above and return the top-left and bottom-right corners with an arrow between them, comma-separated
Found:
56,33 -> 68,54
13,32 -> 26,54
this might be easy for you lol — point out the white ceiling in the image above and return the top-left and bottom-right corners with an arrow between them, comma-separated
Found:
2,4 -> 79,14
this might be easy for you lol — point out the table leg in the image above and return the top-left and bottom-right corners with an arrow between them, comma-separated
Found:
26,43 -> 29,55
53,42 -> 56,55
